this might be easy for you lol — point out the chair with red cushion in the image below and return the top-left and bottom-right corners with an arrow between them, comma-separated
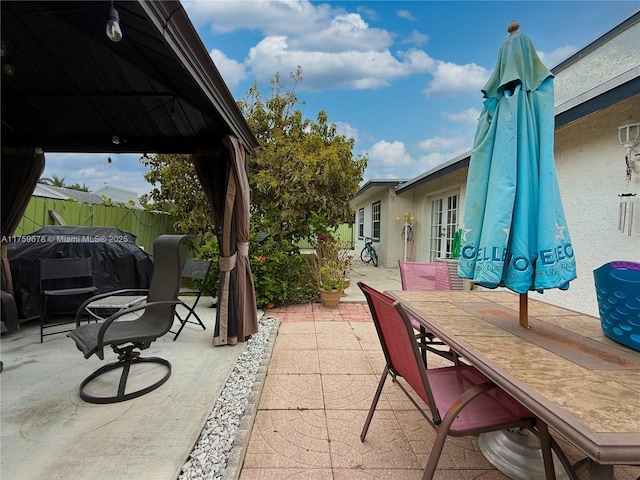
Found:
358,281 -> 576,480
398,260 -> 452,291
398,260 -> 457,365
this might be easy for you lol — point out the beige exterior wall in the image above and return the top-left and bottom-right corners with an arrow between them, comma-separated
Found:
353,188 -> 407,268
554,22 -> 640,107
528,94 -> 640,315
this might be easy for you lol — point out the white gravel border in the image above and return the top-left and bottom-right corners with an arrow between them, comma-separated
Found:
178,315 -> 279,480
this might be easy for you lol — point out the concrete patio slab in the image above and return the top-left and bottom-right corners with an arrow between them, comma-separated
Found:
0,297 -> 246,480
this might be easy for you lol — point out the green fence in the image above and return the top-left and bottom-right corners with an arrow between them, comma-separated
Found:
15,197 -> 174,252
297,223 -> 355,250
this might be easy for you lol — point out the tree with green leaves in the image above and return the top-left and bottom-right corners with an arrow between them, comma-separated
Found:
239,68 -> 367,242
140,70 -> 366,245
140,154 -> 214,242
40,174 -> 89,191
67,182 -> 89,192
40,173 -> 67,187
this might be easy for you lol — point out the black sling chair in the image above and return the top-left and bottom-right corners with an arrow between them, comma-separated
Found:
68,235 -> 190,404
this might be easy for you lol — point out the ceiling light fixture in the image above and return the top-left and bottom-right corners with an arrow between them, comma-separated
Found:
106,2 -> 123,42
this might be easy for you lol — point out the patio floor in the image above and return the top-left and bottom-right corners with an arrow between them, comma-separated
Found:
2,264 -> 639,479
0,296 -> 240,480
239,303 -> 640,480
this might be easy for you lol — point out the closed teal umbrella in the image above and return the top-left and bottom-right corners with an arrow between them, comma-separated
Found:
458,21 -> 577,327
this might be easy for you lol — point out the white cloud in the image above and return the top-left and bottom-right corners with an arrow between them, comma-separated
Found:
247,40 -> 432,91
291,13 -> 393,52
402,30 -> 429,46
335,122 -> 359,143
417,136 -> 463,153
397,10 -> 416,21
417,151 -> 450,171
186,0 -> 479,95
422,60 -> 489,97
184,0 -> 333,36
356,6 -> 378,21
441,108 -> 481,124
368,140 -> 414,167
538,45 -> 577,69
209,49 -> 247,89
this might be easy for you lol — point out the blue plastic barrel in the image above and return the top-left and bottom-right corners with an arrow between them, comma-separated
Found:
593,261 -> 640,352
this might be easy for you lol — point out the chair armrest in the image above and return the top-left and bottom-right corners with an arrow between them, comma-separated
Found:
435,380 -> 497,427
95,299 -> 182,354
75,289 -> 150,325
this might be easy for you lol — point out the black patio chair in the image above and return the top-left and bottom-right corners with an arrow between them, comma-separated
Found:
40,257 -> 98,343
68,235 -> 190,404
170,258 -> 212,340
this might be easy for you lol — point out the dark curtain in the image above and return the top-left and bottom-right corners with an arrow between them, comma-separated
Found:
1,148 -> 45,239
1,147 -> 45,332
192,142 -> 236,345
193,136 -> 258,346
223,136 -> 258,340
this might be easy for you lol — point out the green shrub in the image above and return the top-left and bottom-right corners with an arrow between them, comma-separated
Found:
197,237 -> 220,297
197,232 -> 317,309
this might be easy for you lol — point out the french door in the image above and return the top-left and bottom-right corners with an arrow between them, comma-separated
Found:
429,192 -> 459,261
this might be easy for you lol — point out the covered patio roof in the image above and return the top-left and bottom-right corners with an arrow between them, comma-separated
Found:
1,0 -> 256,154
1,1 -> 259,345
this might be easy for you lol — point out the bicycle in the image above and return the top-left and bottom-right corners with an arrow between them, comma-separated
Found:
360,237 -> 379,267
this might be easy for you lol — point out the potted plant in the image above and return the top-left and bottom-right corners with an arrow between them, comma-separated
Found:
317,262 -> 345,307
312,235 -> 348,308
342,252 -> 354,292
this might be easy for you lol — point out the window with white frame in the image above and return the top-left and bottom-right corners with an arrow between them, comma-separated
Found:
357,208 -> 364,239
371,201 -> 381,241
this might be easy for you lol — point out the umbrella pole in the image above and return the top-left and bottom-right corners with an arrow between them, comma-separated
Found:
519,293 -> 529,328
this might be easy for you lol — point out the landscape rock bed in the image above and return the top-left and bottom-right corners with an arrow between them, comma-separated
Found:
178,315 -> 278,480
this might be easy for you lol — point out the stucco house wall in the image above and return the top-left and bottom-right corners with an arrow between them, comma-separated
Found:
554,20 -> 640,107
528,94 -> 640,314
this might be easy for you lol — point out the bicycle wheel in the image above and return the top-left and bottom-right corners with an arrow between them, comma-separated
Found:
370,247 -> 379,267
361,246 -> 372,264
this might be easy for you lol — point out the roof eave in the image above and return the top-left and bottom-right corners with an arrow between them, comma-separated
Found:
352,179 -> 408,199
395,152 -> 471,194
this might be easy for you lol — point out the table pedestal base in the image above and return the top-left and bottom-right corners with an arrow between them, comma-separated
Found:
478,428 -> 569,480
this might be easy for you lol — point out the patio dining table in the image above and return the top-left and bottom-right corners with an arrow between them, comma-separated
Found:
386,289 -> 640,479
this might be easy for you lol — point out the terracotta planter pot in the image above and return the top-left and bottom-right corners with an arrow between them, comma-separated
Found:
319,288 -> 342,308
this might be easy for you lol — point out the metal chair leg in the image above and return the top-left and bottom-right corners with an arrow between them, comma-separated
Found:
360,365 -> 389,441
537,422 -> 558,479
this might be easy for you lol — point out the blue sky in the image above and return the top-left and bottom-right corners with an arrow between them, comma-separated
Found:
44,1 -> 639,195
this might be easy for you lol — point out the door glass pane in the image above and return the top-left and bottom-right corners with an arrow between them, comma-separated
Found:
428,193 -> 459,261
430,199 -> 442,261
445,195 -> 458,257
